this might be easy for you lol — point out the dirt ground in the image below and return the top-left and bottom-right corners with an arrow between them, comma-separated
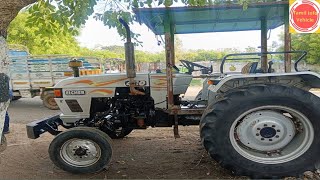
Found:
1,124 -> 244,179
1,87 -> 319,179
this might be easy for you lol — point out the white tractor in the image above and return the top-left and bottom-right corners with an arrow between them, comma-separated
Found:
26,3 -> 320,178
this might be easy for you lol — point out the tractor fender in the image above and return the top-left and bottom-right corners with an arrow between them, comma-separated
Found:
211,71 -> 320,94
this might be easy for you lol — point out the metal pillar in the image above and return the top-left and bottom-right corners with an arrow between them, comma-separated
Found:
261,17 -> 268,73
284,9 -> 292,73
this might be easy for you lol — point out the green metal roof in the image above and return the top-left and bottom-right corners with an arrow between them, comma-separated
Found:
134,1 -> 289,35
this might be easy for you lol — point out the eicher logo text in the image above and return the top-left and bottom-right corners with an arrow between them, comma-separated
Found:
65,90 -> 86,95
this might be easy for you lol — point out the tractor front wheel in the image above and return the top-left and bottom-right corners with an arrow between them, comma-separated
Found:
200,85 -> 320,178
49,127 -> 113,174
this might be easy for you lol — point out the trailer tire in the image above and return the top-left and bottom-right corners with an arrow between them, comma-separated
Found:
43,93 -> 59,110
49,127 -> 112,174
200,84 -> 320,178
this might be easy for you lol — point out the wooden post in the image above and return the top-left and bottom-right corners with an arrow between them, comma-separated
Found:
164,12 -> 175,110
164,11 -> 180,138
261,17 -> 268,73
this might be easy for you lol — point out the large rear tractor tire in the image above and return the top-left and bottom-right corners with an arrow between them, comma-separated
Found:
49,127 -> 113,174
200,85 -> 320,178
43,92 -> 59,110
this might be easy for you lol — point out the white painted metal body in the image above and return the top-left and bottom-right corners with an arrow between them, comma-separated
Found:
54,68 -> 320,125
54,73 -> 192,123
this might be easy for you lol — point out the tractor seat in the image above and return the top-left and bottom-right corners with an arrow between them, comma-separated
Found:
241,62 -> 259,74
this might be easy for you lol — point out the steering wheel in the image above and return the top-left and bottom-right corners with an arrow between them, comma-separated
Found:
180,60 -> 212,74
173,65 -> 180,72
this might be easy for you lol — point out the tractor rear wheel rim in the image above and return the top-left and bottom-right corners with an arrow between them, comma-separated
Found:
230,105 -> 314,164
60,138 -> 101,167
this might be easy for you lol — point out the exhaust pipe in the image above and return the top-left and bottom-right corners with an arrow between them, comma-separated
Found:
119,18 -> 144,95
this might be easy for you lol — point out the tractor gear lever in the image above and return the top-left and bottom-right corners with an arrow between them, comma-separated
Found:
268,61 -> 274,73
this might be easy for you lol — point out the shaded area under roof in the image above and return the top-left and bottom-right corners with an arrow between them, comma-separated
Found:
133,1 -> 289,35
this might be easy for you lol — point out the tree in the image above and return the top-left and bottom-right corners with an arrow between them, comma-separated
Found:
291,34 -> 320,64
18,0 -> 271,46
175,36 -> 184,62
245,46 -> 258,53
7,12 -> 81,55
276,31 -> 320,64
0,0 -> 38,147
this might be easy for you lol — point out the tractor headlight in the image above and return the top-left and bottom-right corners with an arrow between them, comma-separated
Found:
54,88 -> 63,98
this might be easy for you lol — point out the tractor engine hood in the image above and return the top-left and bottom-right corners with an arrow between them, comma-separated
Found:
54,73 -> 150,89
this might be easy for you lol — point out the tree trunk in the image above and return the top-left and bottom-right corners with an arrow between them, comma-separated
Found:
0,0 -> 36,151
0,36 -> 11,151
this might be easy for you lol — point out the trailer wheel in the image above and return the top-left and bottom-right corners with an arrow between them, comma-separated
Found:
43,93 -> 59,110
49,127 -> 112,174
200,85 -> 320,178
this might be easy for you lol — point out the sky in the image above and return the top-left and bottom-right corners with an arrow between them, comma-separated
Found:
76,15 -> 284,53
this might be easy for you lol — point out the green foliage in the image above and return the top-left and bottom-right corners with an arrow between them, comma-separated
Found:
291,34 -> 320,64
277,31 -> 320,65
8,13 -> 81,55
89,46 -> 239,64
245,46 -> 258,53
180,48 -> 240,62
7,11 -> 253,64
17,0 -> 292,64
79,47 -> 122,59
27,0 -> 96,37
101,45 -> 125,56
26,0 -> 280,46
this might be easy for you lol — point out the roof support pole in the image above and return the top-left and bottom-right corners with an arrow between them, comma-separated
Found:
164,17 -> 175,111
261,17 -> 268,73
284,9 -> 292,72
164,12 -> 180,138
